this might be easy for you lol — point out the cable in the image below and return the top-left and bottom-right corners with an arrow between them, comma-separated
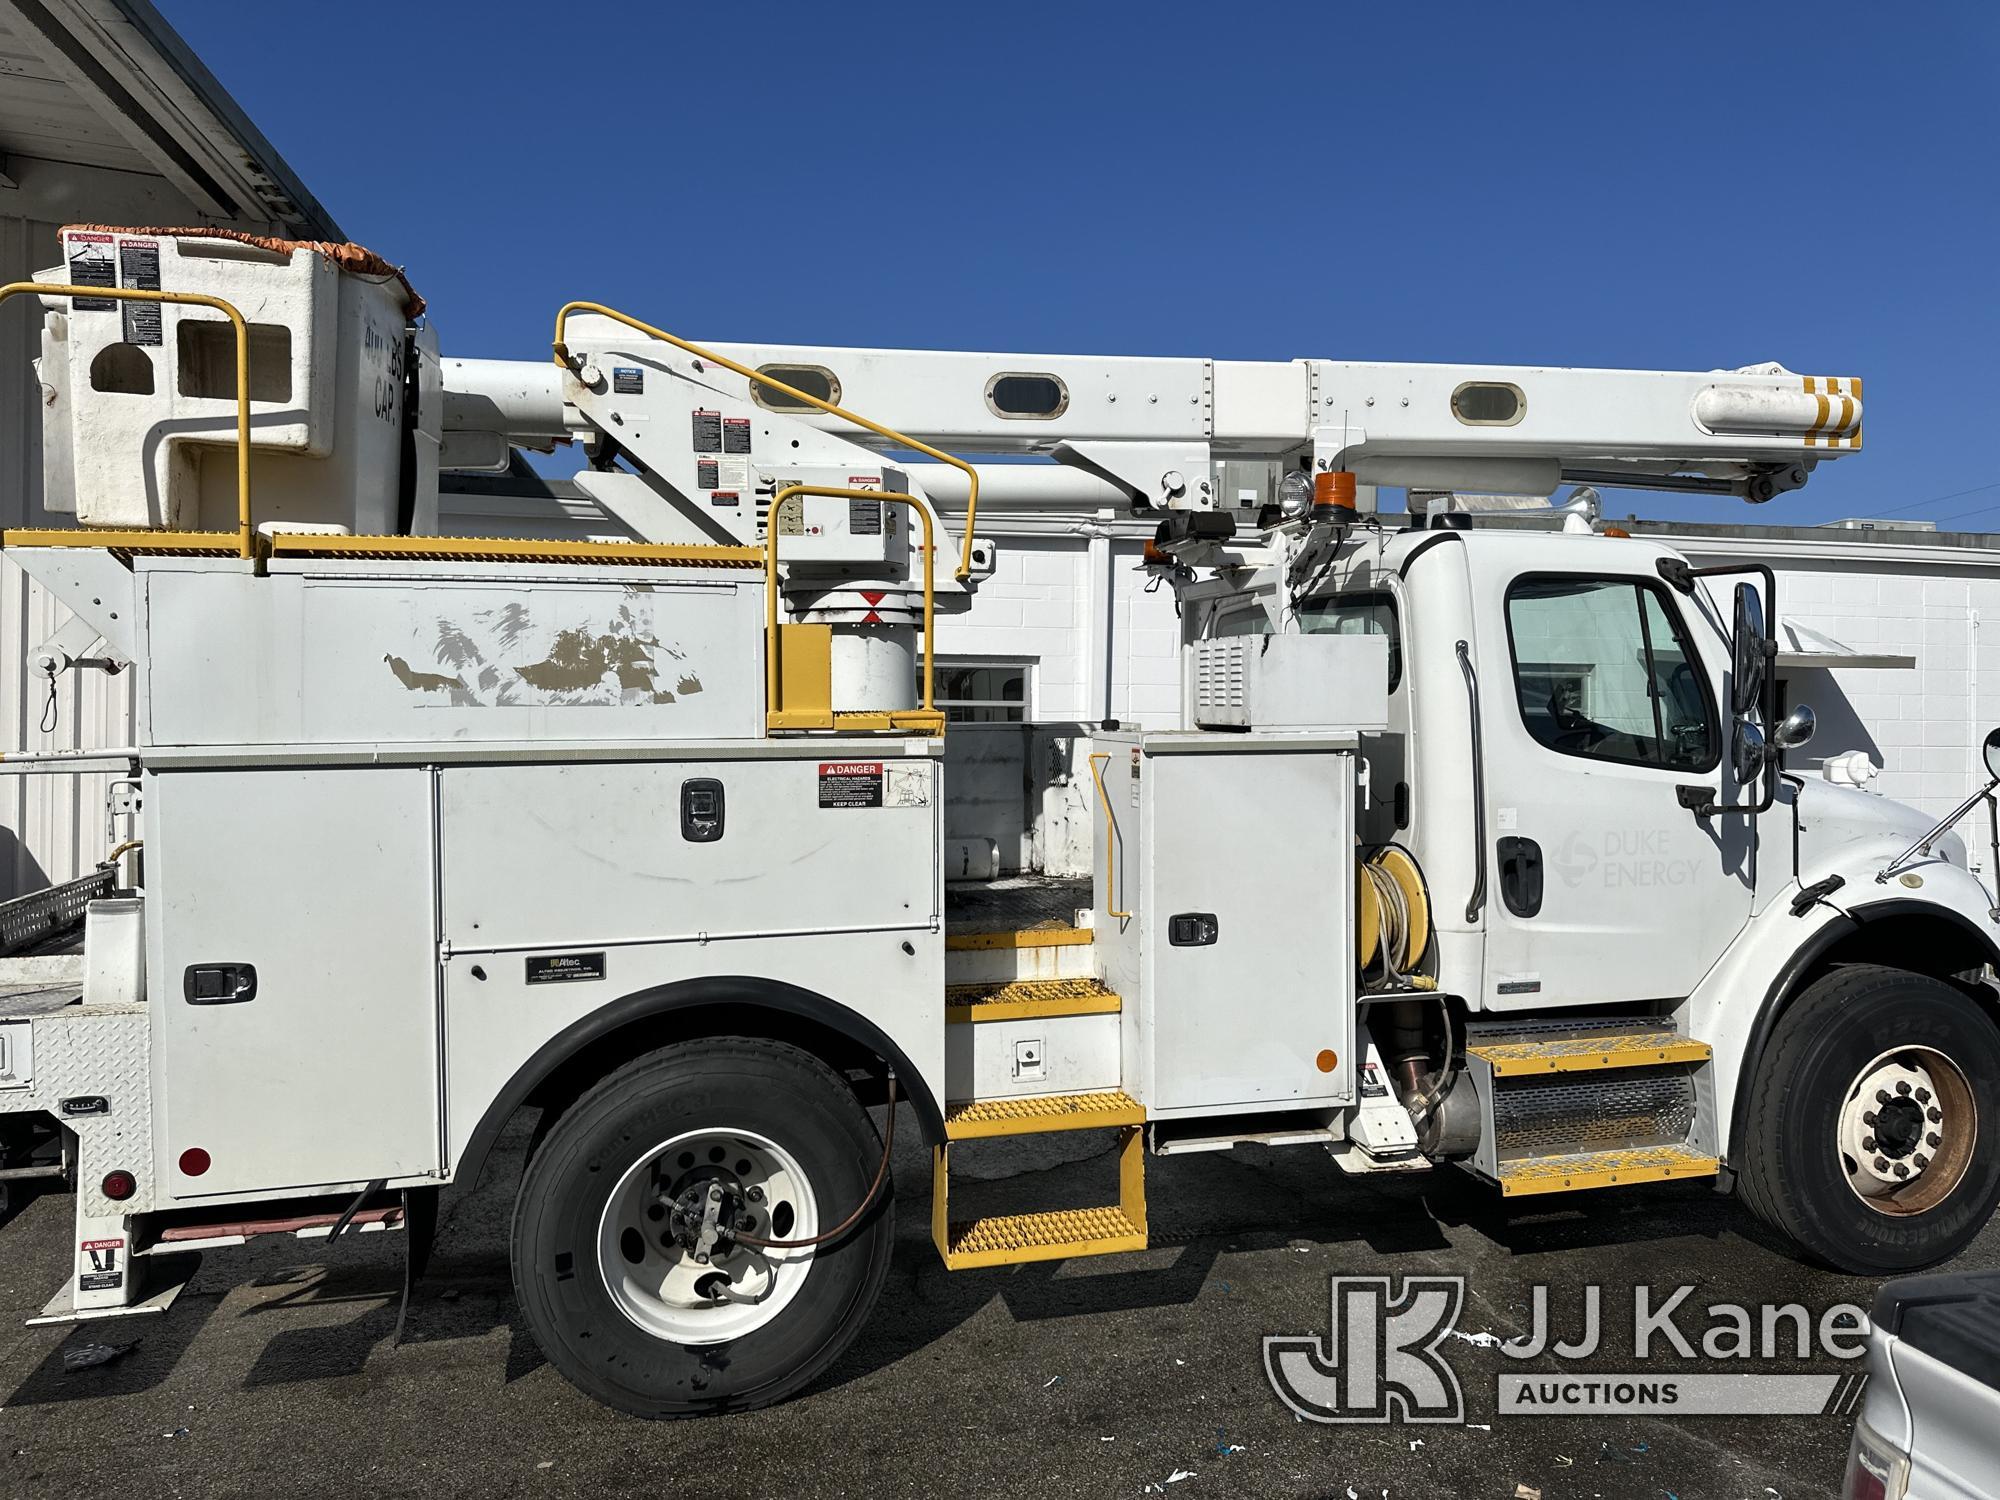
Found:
733,1070 -> 897,1251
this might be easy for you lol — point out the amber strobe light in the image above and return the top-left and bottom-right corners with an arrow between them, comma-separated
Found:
1313,470 -> 1358,512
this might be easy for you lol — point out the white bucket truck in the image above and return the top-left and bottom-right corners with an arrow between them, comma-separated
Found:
0,229 -> 1993,1419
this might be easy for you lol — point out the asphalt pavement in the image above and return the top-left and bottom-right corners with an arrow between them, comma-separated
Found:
1,1111 -> 1980,1499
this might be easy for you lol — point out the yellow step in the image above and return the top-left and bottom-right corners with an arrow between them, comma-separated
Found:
1467,1031 -> 1712,1079
939,1206 -> 1148,1270
946,976 -> 1121,1024
1496,1143 -> 1719,1197
945,924 -> 1094,952
944,1090 -> 1144,1140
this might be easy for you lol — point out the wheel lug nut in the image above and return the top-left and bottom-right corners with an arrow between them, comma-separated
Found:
1929,1107 -> 1944,1123
1896,1080 -> 1912,1095
1874,1156 -> 1891,1173
1915,1155 -> 1930,1171
1877,1089 -> 1893,1104
1894,1163 -> 1910,1178
1863,1111 -> 1878,1126
745,1185 -> 765,1203
1862,1135 -> 1877,1151
1928,1132 -> 1942,1148
1916,1088 -> 1932,1103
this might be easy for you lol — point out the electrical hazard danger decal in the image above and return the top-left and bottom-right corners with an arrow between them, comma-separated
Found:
818,762 -> 930,809
818,761 -> 883,808
79,1236 -> 123,1292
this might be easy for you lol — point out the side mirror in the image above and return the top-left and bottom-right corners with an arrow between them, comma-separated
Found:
1733,717 -> 1767,785
1772,703 -> 1817,752
1984,727 -> 2000,782
1731,582 -> 1767,717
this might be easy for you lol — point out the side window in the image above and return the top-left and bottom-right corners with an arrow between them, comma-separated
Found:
1506,576 -> 1715,771
1298,592 -> 1402,692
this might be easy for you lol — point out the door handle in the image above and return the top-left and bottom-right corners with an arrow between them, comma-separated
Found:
184,963 -> 257,1005
1456,641 -> 1487,923
1497,836 -> 1543,918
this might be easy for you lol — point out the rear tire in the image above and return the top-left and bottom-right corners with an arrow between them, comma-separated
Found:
1738,963 -> 2000,1274
511,1036 -> 893,1416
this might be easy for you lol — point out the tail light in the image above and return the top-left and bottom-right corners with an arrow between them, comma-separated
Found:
1843,1420 -> 1907,1500
100,1169 -> 136,1201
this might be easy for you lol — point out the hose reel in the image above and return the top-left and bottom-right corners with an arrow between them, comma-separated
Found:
1358,844 -> 1431,987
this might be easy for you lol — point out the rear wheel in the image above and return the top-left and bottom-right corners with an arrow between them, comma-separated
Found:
511,1036 -> 893,1416
1738,963 -> 2000,1274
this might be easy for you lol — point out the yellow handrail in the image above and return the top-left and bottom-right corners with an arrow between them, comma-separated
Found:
766,485 -> 935,724
0,282 -> 253,559
1087,752 -> 1133,920
552,300 -> 980,581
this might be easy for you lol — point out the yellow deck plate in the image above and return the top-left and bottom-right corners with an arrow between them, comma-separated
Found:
945,1090 -> 1144,1140
5,527 -> 242,558
1468,1033 -> 1712,1078
944,925 -> 1093,952
267,533 -> 765,567
945,977 -> 1121,1024
941,1207 -> 1147,1269
1497,1143 -> 1719,1197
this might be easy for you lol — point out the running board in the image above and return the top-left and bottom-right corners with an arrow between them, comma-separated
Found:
1461,1019 -> 1719,1197
1495,1143 -> 1720,1197
945,976 -> 1121,1025
933,1089 -> 1147,1269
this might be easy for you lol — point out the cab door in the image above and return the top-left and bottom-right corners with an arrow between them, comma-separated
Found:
1476,565 -> 1753,1009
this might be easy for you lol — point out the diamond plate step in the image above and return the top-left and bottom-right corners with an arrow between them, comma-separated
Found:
944,925 -> 1094,952
945,976 -> 1121,1025
1466,1032 -> 1712,1078
944,1090 -> 1144,1140
1495,1143 -> 1719,1197
938,1206 -> 1147,1269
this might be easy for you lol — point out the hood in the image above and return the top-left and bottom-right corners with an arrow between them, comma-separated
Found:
1792,776 -> 1967,872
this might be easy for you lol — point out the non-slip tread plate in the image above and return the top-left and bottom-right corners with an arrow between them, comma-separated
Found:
945,976 -> 1120,1022
944,1090 -> 1143,1139
1468,1032 -> 1712,1077
1495,1143 -> 1719,1196
943,1206 -> 1145,1266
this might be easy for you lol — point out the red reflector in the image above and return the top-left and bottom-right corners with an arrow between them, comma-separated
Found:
178,1147 -> 211,1177
100,1169 -> 136,1201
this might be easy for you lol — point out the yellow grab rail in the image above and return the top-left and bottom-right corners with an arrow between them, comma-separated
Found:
766,485 -> 935,728
0,282 -> 254,559
552,300 -> 980,581
1087,751 -> 1133,920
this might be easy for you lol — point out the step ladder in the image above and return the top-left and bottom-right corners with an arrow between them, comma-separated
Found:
933,921 -> 1149,1269
1460,1018 -> 1720,1197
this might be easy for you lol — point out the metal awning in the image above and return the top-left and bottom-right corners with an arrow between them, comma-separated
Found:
0,0 -> 339,238
1774,620 -> 1915,671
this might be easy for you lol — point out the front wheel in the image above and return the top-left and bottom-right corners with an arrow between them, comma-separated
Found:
1738,963 -> 2000,1274
511,1036 -> 894,1416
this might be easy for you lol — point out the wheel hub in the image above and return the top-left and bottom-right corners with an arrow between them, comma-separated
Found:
1838,1047 -> 1975,1215
597,1128 -> 819,1346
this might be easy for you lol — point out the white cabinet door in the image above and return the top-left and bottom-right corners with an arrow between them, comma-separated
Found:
152,767 -> 440,1198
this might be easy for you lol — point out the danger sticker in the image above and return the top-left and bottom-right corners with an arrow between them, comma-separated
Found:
818,761 -> 884,808
64,232 -> 115,311
81,1237 -> 124,1252
722,416 -> 752,454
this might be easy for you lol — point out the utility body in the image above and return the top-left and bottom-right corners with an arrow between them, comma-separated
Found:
0,228 -> 1995,1416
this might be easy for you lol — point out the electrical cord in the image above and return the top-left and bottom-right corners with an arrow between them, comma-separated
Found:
732,1070 -> 897,1251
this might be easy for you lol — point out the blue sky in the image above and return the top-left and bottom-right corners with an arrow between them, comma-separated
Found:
165,2 -> 1997,528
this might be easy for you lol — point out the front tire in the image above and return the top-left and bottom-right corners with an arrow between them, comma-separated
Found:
511,1036 -> 893,1416
1738,963 -> 2000,1274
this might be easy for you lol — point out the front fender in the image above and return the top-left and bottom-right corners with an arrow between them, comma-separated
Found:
1685,849 -> 2000,1164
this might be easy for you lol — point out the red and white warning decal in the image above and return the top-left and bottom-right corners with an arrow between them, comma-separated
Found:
81,1237 -> 124,1252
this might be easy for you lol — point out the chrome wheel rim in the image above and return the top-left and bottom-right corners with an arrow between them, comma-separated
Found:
596,1127 -> 818,1345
